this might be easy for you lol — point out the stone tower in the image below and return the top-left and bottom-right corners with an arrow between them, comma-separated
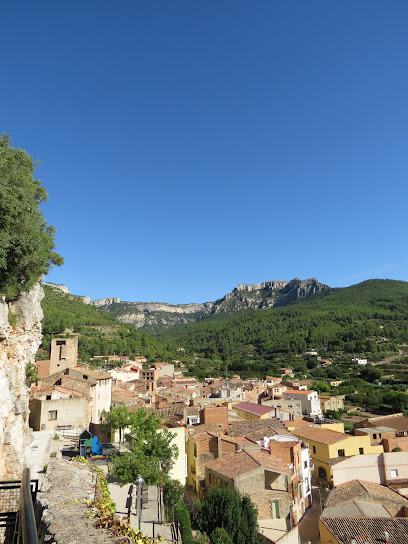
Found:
49,337 -> 78,375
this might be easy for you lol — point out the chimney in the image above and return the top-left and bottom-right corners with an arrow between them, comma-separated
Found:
384,531 -> 390,544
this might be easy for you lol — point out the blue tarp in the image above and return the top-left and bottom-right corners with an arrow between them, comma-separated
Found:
91,435 -> 103,456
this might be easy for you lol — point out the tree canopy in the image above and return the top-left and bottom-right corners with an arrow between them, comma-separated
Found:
108,406 -> 179,485
198,486 -> 259,544
0,134 -> 63,299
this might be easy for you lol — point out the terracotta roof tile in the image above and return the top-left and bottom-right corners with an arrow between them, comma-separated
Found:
292,425 -> 349,445
205,449 -> 289,479
326,480 -> 408,516
320,517 -> 408,544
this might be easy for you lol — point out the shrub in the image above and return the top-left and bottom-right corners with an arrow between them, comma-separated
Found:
198,486 -> 258,544
210,527 -> 232,544
176,502 -> 193,544
193,531 -> 210,544
163,479 -> 184,521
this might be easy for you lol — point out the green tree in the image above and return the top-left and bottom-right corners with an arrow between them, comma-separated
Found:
25,362 -> 38,386
109,407 -> 178,485
198,486 -> 258,544
360,367 -> 383,383
0,135 -> 63,299
102,404 -> 133,446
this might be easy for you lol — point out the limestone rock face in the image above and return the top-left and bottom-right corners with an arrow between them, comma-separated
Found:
0,282 -> 44,479
91,297 -> 120,306
91,278 -> 329,332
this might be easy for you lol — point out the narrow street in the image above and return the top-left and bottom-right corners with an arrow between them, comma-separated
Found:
297,487 -> 329,544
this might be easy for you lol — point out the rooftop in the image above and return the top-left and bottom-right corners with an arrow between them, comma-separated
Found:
320,517 -> 408,544
233,402 -> 276,416
326,480 -> 408,516
292,425 -> 349,445
205,449 -> 289,479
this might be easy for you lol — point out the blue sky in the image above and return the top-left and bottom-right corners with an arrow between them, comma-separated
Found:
2,1 -> 408,303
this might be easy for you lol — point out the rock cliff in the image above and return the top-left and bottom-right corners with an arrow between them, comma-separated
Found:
91,277 -> 328,332
0,282 -> 44,479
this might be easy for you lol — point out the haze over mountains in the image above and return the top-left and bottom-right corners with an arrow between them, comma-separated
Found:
88,277 -> 328,332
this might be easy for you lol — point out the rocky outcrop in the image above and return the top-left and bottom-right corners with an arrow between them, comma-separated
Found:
43,283 -> 70,294
91,278 -> 329,332
91,297 -> 120,306
0,282 -> 44,479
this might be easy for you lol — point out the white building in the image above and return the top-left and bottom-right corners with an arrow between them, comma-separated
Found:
282,389 -> 322,416
351,358 -> 367,365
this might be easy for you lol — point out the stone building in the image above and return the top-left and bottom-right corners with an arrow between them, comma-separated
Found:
29,385 -> 88,431
187,431 -> 238,497
204,447 -> 292,520
49,337 -> 78,375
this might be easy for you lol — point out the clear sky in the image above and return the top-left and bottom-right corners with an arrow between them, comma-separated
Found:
2,1 -> 408,304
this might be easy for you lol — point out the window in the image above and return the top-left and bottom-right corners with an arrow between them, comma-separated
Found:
46,395 -> 51,400
338,449 -> 345,457
359,448 -> 364,455
373,434 -> 377,439
194,444 -> 197,457
48,410 -> 57,420
304,460 -> 308,469
391,469 -> 398,478
313,446 -> 316,454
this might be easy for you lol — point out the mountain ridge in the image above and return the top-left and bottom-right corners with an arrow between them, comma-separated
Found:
88,277 -> 329,332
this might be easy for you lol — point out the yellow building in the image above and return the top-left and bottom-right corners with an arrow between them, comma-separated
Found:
284,419 -> 345,433
233,401 -> 276,420
292,425 -> 383,485
186,432 -> 238,497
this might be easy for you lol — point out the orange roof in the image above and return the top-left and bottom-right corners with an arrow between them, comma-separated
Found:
292,425 -> 349,445
205,449 -> 289,479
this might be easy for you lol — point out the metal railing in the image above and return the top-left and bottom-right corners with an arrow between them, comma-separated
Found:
12,468 -> 38,544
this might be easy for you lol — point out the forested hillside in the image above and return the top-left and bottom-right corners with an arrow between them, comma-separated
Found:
40,285 -> 176,362
160,280 -> 408,360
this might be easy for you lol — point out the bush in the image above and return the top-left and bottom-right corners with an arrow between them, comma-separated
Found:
210,527 -> 233,544
198,486 -> 258,544
176,502 -> 193,544
184,492 -> 202,527
163,479 -> 184,521
193,531 -> 210,544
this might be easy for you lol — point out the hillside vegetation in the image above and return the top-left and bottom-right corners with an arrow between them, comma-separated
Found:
40,285 -> 176,362
160,280 -> 408,360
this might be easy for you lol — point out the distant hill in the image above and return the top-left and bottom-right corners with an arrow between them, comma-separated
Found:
40,284 -> 175,362
159,279 -> 408,360
90,277 -> 328,333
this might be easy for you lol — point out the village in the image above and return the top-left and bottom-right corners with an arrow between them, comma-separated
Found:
28,336 -> 408,544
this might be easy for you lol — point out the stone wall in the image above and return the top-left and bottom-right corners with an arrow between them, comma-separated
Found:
0,282 -> 44,479
35,459 -> 113,544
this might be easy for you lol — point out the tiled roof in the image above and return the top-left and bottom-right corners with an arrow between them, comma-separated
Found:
362,414 -> 408,432
205,449 -> 289,479
282,419 -> 313,428
292,425 -> 349,445
233,402 -> 276,416
228,418 -> 293,438
326,480 -> 408,516
320,517 -> 408,544
386,478 -> 408,485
